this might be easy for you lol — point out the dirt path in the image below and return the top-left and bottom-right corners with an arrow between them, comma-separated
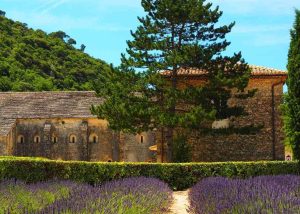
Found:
168,190 -> 190,214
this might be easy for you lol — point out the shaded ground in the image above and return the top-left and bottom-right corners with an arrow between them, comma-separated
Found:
168,190 -> 190,214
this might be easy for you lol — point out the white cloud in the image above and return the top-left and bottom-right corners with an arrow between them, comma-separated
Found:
251,34 -> 290,46
9,10 -> 129,32
232,24 -> 290,34
39,0 -> 70,14
211,0 -> 300,15
97,0 -> 140,8
229,23 -> 291,47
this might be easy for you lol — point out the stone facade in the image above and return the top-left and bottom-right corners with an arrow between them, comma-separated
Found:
6,118 -> 156,162
0,66 -> 288,162
157,67 -> 287,162
0,92 -> 156,162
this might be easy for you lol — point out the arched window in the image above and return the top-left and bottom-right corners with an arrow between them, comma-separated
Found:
18,135 -> 25,144
34,135 -> 40,144
52,135 -> 58,144
69,134 -> 77,143
140,135 -> 144,144
89,134 -> 98,144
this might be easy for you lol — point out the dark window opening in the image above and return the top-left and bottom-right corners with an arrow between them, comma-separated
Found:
93,136 -> 97,144
53,137 -> 57,144
35,137 -> 40,143
20,137 -> 24,144
140,136 -> 144,143
69,135 -> 76,143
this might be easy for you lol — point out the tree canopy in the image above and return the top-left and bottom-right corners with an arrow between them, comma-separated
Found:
0,12 -> 110,91
285,9 -> 300,160
92,0 -> 256,161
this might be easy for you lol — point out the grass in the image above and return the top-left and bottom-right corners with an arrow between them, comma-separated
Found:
0,177 -> 172,214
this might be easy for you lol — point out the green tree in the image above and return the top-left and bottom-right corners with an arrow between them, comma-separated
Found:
286,9 -> 300,160
172,135 -> 191,163
80,44 -> 86,52
0,10 -> 5,17
49,31 -> 69,40
67,38 -> 77,46
92,0 -> 255,162
0,12 -> 110,91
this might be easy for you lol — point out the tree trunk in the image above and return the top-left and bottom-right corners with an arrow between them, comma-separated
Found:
165,127 -> 174,162
166,65 -> 177,163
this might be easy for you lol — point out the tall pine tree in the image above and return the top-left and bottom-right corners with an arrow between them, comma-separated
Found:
286,9 -> 300,160
92,0 -> 255,162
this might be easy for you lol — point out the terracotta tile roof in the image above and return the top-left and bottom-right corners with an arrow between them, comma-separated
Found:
0,91 -> 103,136
250,65 -> 287,76
161,65 -> 287,77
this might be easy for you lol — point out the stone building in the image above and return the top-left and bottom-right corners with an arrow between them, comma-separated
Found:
157,65 -> 287,162
0,65 -> 288,162
0,92 -> 155,162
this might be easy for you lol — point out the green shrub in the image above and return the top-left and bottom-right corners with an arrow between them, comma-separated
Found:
172,135 -> 191,163
0,158 -> 298,190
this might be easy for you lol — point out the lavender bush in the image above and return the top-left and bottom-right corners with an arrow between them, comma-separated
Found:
0,177 -> 172,214
189,175 -> 300,214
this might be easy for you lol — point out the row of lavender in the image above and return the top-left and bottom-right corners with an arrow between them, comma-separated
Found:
0,177 -> 172,214
1,175 -> 299,213
189,175 -> 300,214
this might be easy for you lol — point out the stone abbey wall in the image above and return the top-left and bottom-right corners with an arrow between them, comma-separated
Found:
0,74 -> 287,163
10,118 -> 155,162
156,77 -> 286,162
120,132 -> 156,162
191,78 -> 285,161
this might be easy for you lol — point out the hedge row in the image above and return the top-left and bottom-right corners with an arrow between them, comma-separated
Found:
0,158 -> 298,190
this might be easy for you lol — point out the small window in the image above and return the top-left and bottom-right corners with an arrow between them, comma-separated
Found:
69,134 -> 77,143
34,136 -> 40,144
52,136 -> 58,144
140,135 -> 144,144
89,134 -> 98,144
18,135 -> 24,144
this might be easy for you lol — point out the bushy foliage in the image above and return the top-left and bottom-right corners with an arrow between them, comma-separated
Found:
0,12 -> 110,91
0,177 -> 172,213
172,135 -> 191,163
0,158 -> 298,190
189,175 -> 300,214
92,0 -> 257,162
286,9 -> 300,160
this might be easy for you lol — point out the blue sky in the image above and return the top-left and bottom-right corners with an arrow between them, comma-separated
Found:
1,0 -> 300,70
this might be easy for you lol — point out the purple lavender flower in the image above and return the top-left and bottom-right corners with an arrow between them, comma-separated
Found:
188,175 -> 300,214
0,177 -> 173,214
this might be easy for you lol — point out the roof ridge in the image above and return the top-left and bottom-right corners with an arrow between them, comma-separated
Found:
249,65 -> 287,72
161,65 -> 287,76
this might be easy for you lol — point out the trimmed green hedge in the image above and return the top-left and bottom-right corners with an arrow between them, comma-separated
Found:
0,158 -> 298,190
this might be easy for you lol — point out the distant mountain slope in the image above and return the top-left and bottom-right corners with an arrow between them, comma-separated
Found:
0,11 -> 110,91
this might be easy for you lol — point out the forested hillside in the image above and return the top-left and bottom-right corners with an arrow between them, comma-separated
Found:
0,11 -> 110,91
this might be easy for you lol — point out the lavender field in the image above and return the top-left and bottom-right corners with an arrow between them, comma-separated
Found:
189,175 -> 300,214
0,177 -> 172,214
